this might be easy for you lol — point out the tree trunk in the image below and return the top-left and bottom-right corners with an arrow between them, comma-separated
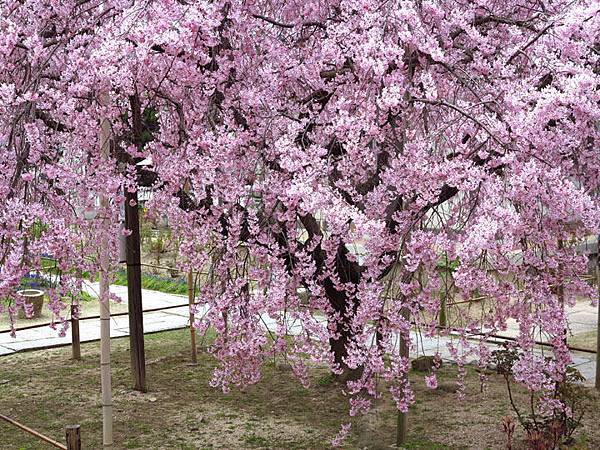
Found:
325,280 -> 364,382
329,329 -> 364,382
321,243 -> 365,382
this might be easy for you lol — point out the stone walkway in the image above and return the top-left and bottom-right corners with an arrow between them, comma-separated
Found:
0,283 -> 596,386
0,284 -> 191,356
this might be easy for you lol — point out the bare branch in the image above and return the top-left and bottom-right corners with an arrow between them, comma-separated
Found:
507,22 -> 555,64
412,98 -> 508,149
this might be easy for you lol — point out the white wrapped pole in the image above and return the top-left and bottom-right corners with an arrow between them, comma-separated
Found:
98,100 -> 113,447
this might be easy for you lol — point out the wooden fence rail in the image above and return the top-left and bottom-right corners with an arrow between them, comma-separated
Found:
0,414 -> 81,450
1,290 -> 598,357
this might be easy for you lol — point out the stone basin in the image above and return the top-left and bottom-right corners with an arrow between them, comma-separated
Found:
16,289 -> 45,319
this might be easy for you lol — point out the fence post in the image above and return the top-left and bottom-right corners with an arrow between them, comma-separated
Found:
71,305 -> 81,360
188,270 -> 198,364
65,424 -> 81,450
439,272 -> 447,328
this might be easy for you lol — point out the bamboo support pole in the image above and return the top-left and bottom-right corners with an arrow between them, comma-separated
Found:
100,265 -> 113,448
188,270 -> 198,364
99,104 -> 113,448
0,414 -> 67,449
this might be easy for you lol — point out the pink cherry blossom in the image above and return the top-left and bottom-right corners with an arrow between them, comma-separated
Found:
425,374 -> 438,390
0,0 -> 598,443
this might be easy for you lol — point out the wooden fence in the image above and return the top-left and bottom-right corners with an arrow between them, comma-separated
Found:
1,265 -> 597,358
0,414 -> 80,449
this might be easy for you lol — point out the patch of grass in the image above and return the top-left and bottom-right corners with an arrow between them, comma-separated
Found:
572,432 -> 591,449
244,433 -> 270,447
569,330 -> 597,351
124,438 -> 143,448
112,270 -> 188,295
79,290 -> 95,302
317,372 -> 335,386
1,329 -> 599,449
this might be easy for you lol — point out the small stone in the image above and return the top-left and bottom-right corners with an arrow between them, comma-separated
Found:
149,397 -> 157,402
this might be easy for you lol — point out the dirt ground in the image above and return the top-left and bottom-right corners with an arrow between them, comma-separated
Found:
1,329 -> 599,449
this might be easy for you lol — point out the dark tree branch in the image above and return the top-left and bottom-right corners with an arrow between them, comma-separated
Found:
252,14 -> 326,30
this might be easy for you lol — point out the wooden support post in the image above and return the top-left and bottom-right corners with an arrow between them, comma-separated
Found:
188,270 -> 198,364
125,186 -> 147,392
439,256 -> 449,328
558,240 -> 567,348
71,304 -> 81,360
439,268 -> 447,328
397,308 -> 410,447
439,295 -> 447,328
65,425 -> 81,450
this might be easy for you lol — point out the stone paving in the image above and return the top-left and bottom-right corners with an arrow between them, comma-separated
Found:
0,284 -> 191,357
0,283 -> 596,386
